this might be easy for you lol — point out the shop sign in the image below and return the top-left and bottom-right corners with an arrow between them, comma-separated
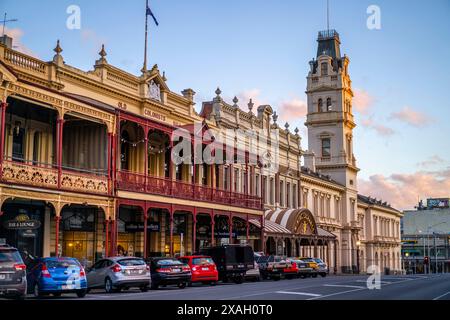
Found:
125,222 -> 160,233
4,214 -> 41,230
20,230 -> 37,238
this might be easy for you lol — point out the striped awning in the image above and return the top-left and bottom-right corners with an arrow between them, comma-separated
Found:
249,219 -> 291,235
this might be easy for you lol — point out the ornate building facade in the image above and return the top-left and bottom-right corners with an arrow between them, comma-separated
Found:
0,28 -> 402,273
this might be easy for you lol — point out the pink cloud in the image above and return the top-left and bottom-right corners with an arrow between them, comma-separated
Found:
361,117 -> 395,136
278,98 -> 307,121
3,27 -> 37,57
417,155 -> 446,168
236,89 -> 263,108
353,89 -> 375,114
358,169 -> 450,210
390,106 -> 433,127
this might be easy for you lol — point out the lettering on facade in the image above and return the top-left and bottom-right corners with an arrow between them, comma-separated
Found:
144,108 -> 167,123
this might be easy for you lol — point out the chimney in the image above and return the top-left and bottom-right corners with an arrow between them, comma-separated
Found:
0,35 -> 13,49
181,88 -> 196,102
303,151 -> 316,172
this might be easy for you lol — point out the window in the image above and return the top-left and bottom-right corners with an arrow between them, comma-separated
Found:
280,181 -> 284,207
322,138 -> 331,158
326,98 -> 332,111
243,171 -> 248,194
202,164 -> 208,186
293,185 -> 297,208
234,168 -> 239,192
224,166 -> 229,190
120,130 -> 130,170
318,99 -> 323,112
12,125 -> 25,162
270,178 -> 274,204
321,62 -> 328,76
262,176 -> 267,203
286,183 -> 291,207
256,174 -> 260,196
32,131 -> 40,165
215,165 -> 220,188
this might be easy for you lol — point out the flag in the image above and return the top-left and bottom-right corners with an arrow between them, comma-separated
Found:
146,5 -> 159,26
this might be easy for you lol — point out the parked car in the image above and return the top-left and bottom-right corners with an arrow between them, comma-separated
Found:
283,258 -> 299,279
244,254 -> 263,282
287,258 -> 314,278
313,258 -> 329,277
200,245 -> 254,284
86,257 -> 150,293
26,257 -> 87,298
179,255 -> 218,286
147,257 -> 191,289
0,244 -> 27,300
299,257 -> 319,277
258,255 -> 290,280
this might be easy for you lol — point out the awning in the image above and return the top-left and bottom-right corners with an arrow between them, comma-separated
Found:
317,227 -> 336,238
249,219 -> 291,235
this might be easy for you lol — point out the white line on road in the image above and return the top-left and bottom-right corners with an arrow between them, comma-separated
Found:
323,284 -> 365,289
276,291 -> 322,297
355,280 -> 391,284
433,291 -> 450,301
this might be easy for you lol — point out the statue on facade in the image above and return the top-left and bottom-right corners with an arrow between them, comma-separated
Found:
148,80 -> 161,102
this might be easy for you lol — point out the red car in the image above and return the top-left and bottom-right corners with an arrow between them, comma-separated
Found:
179,256 -> 218,286
283,260 -> 299,279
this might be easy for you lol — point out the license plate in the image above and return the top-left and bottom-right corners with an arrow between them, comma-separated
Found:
202,267 -> 209,271
127,270 -> 140,275
62,285 -> 75,290
172,268 -> 181,273
0,274 -> 6,280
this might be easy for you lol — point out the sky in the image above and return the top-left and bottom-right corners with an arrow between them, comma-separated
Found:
1,0 -> 450,210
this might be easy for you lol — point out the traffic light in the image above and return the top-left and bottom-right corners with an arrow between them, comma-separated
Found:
423,256 -> 430,265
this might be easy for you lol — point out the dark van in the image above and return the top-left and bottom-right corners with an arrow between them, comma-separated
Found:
200,245 -> 254,284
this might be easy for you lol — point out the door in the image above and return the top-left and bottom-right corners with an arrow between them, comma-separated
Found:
87,260 -> 105,288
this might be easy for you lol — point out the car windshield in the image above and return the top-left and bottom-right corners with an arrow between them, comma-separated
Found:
0,250 -> 22,263
157,259 -> 183,266
46,259 -> 79,268
117,258 -> 145,266
192,257 -> 214,265
314,259 -> 324,263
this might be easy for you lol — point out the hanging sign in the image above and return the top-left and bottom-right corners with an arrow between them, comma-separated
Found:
4,214 -> 41,230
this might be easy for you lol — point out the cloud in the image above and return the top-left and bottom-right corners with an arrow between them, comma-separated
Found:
3,27 -> 37,57
417,155 -> 446,168
358,169 -> 450,211
236,89 -> 263,108
81,28 -> 107,55
353,89 -> 375,114
390,106 -> 433,127
361,117 -> 395,136
278,98 -> 307,122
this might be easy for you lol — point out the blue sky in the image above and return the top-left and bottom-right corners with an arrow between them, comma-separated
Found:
1,0 -> 450,208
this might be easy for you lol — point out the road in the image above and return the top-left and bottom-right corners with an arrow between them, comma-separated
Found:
20,273 -> 450,301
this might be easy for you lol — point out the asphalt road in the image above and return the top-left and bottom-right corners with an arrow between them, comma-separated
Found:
18,273 -> 450,301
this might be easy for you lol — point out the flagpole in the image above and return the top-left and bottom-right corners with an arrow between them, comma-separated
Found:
142,0 -> 149,73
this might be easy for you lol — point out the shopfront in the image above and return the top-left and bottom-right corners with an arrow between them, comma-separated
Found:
61,205 -> 106,266
0,199 -> 51,258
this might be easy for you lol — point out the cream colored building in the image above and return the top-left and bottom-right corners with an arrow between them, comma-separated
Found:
0,27 -> 402,274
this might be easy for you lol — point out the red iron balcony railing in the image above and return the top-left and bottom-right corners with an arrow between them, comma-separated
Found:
116,170 -> 263,210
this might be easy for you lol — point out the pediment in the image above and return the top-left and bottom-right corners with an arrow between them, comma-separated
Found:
0,60 -> 18,85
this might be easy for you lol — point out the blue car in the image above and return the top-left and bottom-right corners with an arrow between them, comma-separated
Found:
26,257 -> 87,298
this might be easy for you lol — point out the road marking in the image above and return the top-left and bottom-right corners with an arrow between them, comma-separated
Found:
355,280 -> 391,284
433,291 -> 450,301
324,284 -> 365,289
276,291 -> 322,297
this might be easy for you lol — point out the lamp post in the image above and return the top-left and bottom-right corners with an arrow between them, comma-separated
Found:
356,240 -> 361,274
427,222 -> 447,274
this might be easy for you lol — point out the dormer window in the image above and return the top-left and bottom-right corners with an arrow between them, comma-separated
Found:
326,98 -> 332,111
321,62 -> 328,76
318,99 -> 323,112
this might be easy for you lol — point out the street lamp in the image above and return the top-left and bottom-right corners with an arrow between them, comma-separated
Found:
356,240 -> 361,274
427,222 -> 447,274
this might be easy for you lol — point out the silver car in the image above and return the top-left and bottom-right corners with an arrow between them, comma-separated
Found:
86,257 -> 150,293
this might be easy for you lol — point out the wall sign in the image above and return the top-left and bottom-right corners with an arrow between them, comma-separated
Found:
4,214 -> 41,230
125,222 -> 160,233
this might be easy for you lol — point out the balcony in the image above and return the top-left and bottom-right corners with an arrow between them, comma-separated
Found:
1,160 -> 109,195
116,170 -> 262,210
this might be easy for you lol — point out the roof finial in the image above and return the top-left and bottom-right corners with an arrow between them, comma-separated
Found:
232,96 -> 239,108
52,39 -> 64,65
248,99 -> 254,113
54,40 -> 62,55
285,122 -> 290,131
272,111 -> 278,124
215,87 -> 222,97
96,44 -> 107,64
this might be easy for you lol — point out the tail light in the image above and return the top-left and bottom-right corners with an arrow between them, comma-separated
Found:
14,264 -> 26,271
182,266 -> 191,272
213,265 -> 217,271
191,266 -> 198,272
146,265 -> 150,272
156,268 -> 171,273
41,264 -> 51,278
79,267 -> 86,277
292,262 -> 297,269
110,264 -> 122,273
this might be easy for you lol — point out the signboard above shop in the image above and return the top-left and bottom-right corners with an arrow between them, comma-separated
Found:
125,222 -> 160,233
3,214 -> 41,230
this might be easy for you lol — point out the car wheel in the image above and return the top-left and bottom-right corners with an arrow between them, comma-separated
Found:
312,273 -> 318,278
14,293 -> 26,300
76,290 -> 87,298
53,293 -> 62,297
222,277 -> 229,283
33,284 -> 43,298
210,281 -> 217,286
321,273 -> 327,278
140,285 -> 149,292
234,276 -> 244,284
261,273 -> 268,280
105,278 -> 114,293
178,282 -> 187,289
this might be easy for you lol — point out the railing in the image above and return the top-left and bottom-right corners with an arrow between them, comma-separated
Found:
0,160 -> 109,195
116,170 -> 263,210
4,48 -> 47,74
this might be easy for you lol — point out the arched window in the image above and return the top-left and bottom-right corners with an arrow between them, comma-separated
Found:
120,130 -> 130,170
321,62 -> 328,76
326,98 -> 332,111
318,99 -> 323,112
